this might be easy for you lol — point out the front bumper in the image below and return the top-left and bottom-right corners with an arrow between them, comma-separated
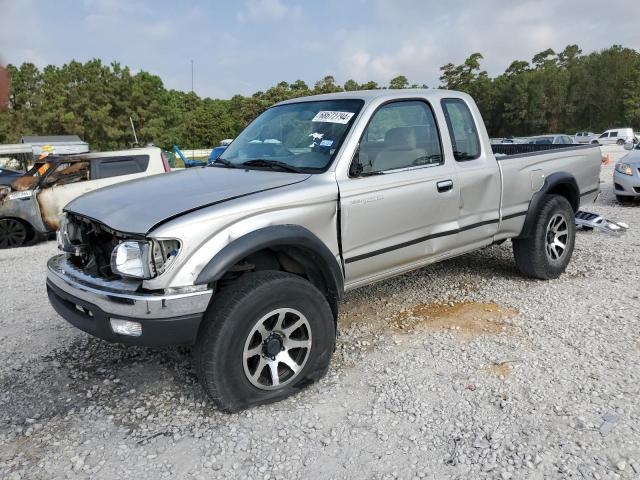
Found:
46,254 -> 213,346
613,169 -> 640,197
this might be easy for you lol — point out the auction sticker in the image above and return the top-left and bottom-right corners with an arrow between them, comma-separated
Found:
312,111 -> 354,124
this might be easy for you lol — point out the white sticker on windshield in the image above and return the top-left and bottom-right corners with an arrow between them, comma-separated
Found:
312,111 -> 354,124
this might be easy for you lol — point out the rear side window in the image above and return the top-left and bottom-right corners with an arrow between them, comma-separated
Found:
610,131 -> 618,138
441,98 -> 481,161
94,155 -> 149,179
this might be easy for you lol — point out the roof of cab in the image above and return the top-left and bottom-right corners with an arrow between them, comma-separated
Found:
274,88 -> 463,106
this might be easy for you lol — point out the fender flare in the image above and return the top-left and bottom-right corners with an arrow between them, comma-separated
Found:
195,225 -> 344,315
518,172 -> 579,239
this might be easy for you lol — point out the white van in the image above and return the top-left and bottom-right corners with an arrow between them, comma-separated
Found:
591,128 -> 636,146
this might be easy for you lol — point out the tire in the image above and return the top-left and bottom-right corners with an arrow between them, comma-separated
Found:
512,195 -> 575,279
0,218 -> 29,249
194,271 -> 335,412
616,138 -> 625,146
591,140 -> 599,145
616,194 -> 634,204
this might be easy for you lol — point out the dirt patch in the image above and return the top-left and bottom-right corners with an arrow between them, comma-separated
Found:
389,301 -> 518,339
484,361 -> 513,379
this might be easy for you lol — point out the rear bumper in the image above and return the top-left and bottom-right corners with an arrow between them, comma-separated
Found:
46,255 -> 213,346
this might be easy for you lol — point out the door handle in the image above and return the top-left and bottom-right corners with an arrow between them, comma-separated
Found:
437,179 -> 453,193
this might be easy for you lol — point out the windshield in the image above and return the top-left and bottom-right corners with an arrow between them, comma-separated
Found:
217,99 -> 364,172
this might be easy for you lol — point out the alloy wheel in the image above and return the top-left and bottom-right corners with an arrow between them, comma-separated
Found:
243,308 -> 312,390
545,214 -> 568,261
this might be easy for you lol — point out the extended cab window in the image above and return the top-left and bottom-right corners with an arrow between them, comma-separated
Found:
441,98 -> 481,161
357,100 -> 442,174
94,155 -> 149,179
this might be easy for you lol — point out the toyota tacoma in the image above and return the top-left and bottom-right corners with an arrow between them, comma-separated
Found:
46,90 -> 602,411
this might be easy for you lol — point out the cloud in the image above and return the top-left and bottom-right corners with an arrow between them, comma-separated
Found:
331,0 -> 640,88
141,22 -> 175,42
237,0 -> 301,22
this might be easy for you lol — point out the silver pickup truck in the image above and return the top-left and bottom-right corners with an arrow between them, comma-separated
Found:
47,90 -> 601,411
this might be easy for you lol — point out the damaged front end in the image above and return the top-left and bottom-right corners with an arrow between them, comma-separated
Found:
58,213 -> 181,284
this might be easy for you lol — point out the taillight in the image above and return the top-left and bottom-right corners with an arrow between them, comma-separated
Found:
161,152 -> 170,172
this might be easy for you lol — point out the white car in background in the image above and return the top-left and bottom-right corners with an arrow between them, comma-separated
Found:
591,128 -> 636,146
574,131 -> 596,144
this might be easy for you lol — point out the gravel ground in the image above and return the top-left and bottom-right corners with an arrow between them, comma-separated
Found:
1,146 -> 639,479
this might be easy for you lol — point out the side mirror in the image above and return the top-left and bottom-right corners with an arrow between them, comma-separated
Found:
624,142 -> 634,151
349,148 -> 363,177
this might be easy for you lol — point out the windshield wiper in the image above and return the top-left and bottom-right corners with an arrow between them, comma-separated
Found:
210,157 -> 236,168
241,159 -> 305,173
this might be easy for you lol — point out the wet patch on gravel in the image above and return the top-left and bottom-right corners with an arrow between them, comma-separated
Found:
389,301 -> 518,338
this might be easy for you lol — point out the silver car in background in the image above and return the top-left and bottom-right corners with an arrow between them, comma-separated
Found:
527,134 -> 575,145
614,142 -> 640,202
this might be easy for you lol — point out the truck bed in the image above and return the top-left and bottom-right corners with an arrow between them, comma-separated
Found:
494,143 -> 602,240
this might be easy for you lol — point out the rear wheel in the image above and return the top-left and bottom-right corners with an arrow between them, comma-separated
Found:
512,195 -> 575,279
616,138 -> 625,146
0,218 -> 28,249
194,271 -> 335,412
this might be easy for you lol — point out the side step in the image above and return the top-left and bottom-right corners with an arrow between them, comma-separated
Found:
575,210 -> 628,234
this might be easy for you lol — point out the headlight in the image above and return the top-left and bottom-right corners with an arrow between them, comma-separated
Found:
111,239 -> 180,279
615,163 -> 634,176
111,241 -> 152,279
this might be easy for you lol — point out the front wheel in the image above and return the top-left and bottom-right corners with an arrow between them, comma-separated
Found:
194,271 -> 335,412
0,218 -> 28,249
512,195 -> 576,279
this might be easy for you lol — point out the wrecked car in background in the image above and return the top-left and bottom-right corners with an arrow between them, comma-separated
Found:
0,147 -> 169,248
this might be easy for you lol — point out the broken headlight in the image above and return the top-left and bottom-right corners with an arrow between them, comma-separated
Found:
111,239 -> 181,279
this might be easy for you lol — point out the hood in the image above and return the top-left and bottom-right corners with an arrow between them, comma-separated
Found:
65,167 -> 310,234
622,149 -> 640,164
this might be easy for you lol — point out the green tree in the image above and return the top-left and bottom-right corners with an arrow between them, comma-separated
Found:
343,79 -> 360,91
389,75 -> 409,89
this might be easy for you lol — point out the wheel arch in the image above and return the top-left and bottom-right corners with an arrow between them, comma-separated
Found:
195,225 -> 344,320
518,172 -> 579,239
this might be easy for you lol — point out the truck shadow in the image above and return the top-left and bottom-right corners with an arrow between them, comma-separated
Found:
0,338 -> 204,427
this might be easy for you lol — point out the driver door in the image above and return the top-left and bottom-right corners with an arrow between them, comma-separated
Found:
338,100 -> 460,286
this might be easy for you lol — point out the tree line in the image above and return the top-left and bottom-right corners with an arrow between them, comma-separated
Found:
0,44 -> 638,151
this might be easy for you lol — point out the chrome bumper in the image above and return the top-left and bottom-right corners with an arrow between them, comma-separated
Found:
46,254 -> 213,319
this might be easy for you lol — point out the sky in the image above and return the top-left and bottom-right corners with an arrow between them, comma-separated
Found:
1,0 -> 639,99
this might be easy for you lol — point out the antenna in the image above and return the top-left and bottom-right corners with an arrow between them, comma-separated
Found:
191,59 -> 194,161
129,116 -> 139,145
